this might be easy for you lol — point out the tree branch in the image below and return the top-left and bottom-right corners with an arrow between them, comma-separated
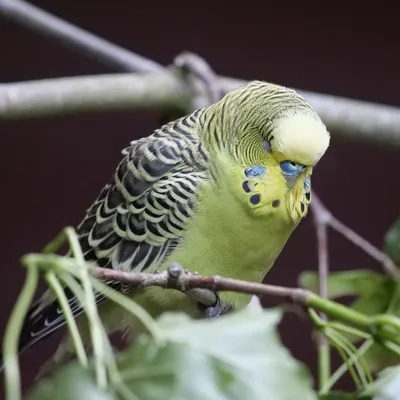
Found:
90,263 -> 400,347
311,194 -> 398,277
0,0 -> 161,73
93,264 -> 311,304
1,70 -> 400,149
2,1 -> 400,147
0,71 -> 194,119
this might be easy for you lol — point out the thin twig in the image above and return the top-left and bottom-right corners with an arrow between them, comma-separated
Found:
93,264 -> 311,304
310,194 -> 331,389
329,214 -> 398,277
0,0 -> 161,73
311,194 -> 398,277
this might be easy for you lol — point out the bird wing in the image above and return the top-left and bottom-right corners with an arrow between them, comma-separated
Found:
18,132 -> 210,352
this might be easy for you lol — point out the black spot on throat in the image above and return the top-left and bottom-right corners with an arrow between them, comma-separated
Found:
242,181 -> 251,193
272,199 -> 280,208
250,194 -> 261,205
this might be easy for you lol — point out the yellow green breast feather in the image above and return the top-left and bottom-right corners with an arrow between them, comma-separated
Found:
140,82 -> 330,314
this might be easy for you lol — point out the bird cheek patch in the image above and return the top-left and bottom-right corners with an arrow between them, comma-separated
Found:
242,166 -> 265,205
244,166 -> 266,178
241,166 -> 269,209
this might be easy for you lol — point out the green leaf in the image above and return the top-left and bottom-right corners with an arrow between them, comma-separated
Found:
299,270 -> 388,299
118,308 -> 317,400
27,364 -> 113,400
27,308 -> 317,400
361,366 -> 400,400
361,343 -> 399,373
384,218 -> 400,263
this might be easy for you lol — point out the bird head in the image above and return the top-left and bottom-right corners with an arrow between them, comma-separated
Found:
212,80 -> 330,221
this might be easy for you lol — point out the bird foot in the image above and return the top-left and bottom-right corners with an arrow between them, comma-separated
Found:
203,296 -> 232,318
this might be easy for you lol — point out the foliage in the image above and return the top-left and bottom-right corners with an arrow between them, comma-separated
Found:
2,222 -> 400,400
28,309 -> 316,400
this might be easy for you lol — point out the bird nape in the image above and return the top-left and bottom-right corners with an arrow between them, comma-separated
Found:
4,80 -> 330,374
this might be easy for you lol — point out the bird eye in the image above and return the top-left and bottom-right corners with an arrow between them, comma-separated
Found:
280,160 -> 306,175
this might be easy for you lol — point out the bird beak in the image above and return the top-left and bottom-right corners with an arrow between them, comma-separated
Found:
284,174 -> 298,189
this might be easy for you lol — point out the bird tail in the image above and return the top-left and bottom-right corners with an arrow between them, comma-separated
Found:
0,288 -> 87,372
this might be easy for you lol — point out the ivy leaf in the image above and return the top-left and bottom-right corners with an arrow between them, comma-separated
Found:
27,364 -> 113,400
361,366 -> 400,400
118,308 -> 317,400
299,270 -> 389,300
384,218 -> 400,264
28,308 -> 317,400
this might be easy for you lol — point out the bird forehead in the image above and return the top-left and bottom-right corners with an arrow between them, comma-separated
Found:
273,113 -> 330,166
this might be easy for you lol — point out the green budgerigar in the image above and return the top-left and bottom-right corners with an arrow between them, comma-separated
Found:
13,80 -> 330,368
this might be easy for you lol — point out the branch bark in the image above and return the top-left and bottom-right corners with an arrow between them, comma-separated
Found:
93,264 -> 311,304
0,71 -> 193,118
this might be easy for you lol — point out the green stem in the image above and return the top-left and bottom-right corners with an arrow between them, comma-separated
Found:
328,322 -> 371,340
309,309 -> 331,389
372,314 -> 400,332
321,339 -> 374,394
308,294 -> 400,346
45,272 -> 88,367
59,273 -> 128,396
64,227 -> 108,390
3,263 -> 39,400
387,278 -> 400,313
318,339 -> 330,390
43,230 -> 67,254
90,278 -> 165,344
380,340 -> 400,359
308,294 -> 370,329
324,329 -> 362,389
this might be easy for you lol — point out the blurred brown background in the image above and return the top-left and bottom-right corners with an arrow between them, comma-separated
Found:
1,1 -> 400,396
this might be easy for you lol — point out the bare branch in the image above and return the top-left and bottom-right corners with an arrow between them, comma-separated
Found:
310,194 -> 331,387
311,194 -> 399,277
0,71 -> 194,119
0,70 -> 399,149
0,0 -> 161,73
92,264 -> 311,304
329,212 -> 399,277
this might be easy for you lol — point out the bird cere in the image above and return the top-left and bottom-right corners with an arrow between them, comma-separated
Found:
5,80 -> 330,371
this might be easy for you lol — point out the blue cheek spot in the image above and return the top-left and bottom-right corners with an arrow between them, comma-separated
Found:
304,177 -> 311,192
244,166 -> 266,178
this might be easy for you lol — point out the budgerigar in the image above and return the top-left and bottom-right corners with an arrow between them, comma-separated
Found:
9,80 -> 330,369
